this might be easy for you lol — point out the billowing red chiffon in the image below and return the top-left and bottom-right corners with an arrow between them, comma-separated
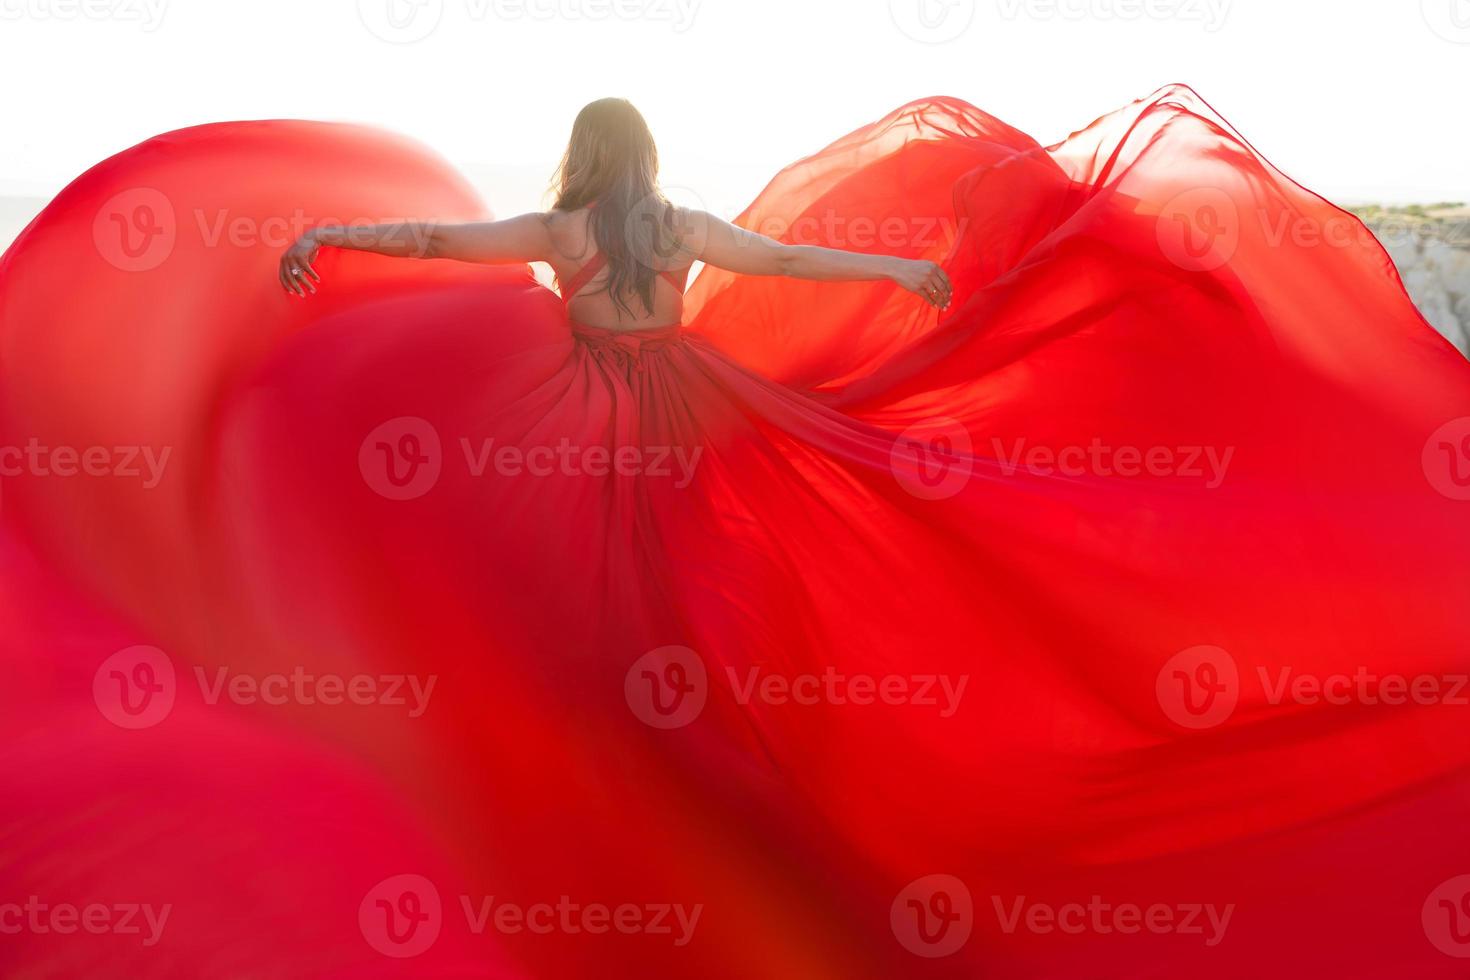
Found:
2,86 -> 1469,977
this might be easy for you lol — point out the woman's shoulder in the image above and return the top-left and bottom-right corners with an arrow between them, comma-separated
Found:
541,207 -> 594,262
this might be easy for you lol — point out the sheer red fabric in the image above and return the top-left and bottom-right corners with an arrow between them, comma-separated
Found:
1,86 -> 1468,977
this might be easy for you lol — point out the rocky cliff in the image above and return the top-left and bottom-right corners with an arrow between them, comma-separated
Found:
1354,204 -> 1470,355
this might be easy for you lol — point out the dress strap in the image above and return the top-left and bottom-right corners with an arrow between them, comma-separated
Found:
560,251 -> 607,305
561,251 -> 686,305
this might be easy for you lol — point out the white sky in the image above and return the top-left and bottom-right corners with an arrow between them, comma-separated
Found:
1,0 -> 1468,215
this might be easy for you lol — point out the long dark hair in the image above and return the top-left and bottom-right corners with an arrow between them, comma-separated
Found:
551,98 -> 683,319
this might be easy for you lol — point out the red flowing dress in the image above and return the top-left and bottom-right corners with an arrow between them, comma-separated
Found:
1,85 -> 1468,977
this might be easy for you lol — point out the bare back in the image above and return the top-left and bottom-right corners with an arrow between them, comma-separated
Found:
545,208 -> 690,331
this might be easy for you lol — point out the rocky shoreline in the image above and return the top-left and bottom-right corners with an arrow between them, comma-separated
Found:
1351,203 -> 1470,355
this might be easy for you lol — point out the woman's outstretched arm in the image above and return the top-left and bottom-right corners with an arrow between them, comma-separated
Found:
683,209 -> 953,309
278,214 -> 553,296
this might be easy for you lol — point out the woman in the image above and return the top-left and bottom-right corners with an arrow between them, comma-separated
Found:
1,86 -> 1468,978
278,99 -> 955,320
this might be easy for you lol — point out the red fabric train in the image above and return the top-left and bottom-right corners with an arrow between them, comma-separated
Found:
1,85 -> 1468,977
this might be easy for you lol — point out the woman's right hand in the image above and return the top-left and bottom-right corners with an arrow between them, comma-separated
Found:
890,258 -> 953,310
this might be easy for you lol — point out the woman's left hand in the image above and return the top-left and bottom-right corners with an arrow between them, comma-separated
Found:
278,233 -> 321,297
890,258 -> 953,310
